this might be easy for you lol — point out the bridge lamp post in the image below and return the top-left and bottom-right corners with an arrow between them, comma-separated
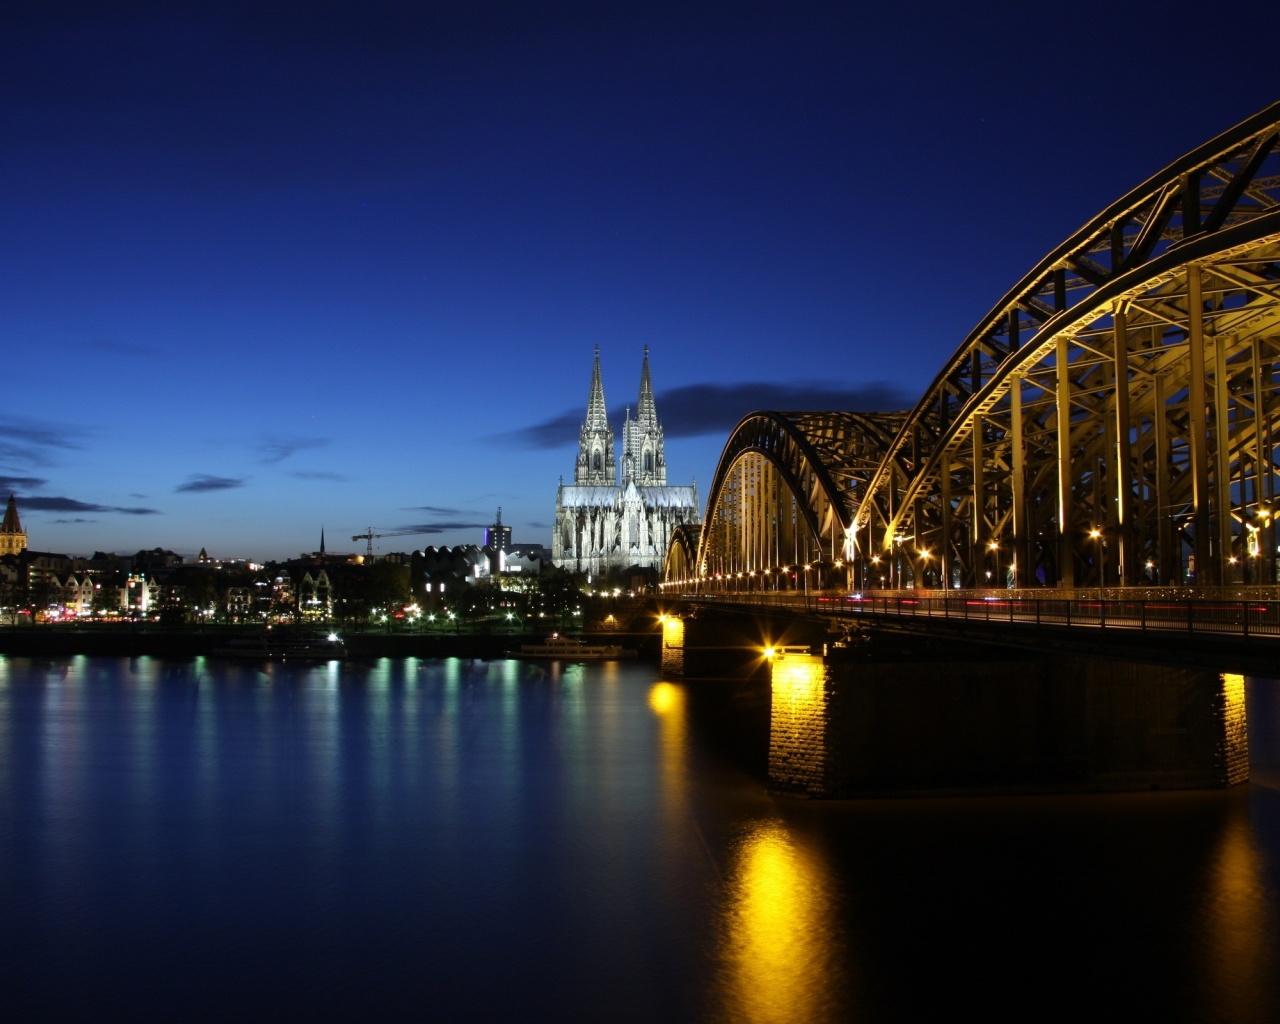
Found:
917,549 -> 932,589
1257,507 -> 1273,583
987,540 -> 999,590
1088,528 -> 1104,599
871,555 -> 884,590
802,563 -> 811,603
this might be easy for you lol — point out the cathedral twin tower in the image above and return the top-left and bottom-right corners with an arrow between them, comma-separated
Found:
553,348 -> 700,575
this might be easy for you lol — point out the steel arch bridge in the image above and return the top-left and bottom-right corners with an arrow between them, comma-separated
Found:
664,102 -> 1280,597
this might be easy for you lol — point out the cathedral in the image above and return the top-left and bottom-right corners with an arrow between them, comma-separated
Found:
553,348 -> 701,576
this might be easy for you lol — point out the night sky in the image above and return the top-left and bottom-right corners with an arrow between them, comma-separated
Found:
4,2 -> 1277,560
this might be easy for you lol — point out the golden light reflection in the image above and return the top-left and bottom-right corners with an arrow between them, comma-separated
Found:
648,681 -> 682,717
715,820 -> 843,1024
1197,806 -> 1280,1019
648,682 -> 688,812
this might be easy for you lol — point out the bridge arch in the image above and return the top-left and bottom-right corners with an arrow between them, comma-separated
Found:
662,522 -> 701,585
664,101 -> 1280,595
852,101 -> 1280,590
680,411 -> 908,592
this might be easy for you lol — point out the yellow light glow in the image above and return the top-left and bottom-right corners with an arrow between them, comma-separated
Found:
713,821 -> 841,1024
648,681 -> 681,716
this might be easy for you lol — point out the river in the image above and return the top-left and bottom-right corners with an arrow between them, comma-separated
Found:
1,655 -> 1278,1022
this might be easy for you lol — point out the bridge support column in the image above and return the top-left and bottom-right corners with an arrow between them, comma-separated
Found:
767,645 -> 1248,797
659,614 -> 685,677
767,651 -> 835,796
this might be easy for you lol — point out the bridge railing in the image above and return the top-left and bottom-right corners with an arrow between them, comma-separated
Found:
675,588 -> 1280,640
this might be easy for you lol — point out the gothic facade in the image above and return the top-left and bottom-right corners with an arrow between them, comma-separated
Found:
553,348 -> 700,575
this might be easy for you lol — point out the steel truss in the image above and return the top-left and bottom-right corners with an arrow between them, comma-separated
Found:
671,102 -> 1280,595
690,411 -> 906,589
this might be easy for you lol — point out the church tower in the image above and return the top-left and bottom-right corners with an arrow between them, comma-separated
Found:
0,494 -> 27,556
622,346 -> 666,486
574,345 -> 617,486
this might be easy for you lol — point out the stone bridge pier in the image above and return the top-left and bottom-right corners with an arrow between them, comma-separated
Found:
768,646 -> 1249,797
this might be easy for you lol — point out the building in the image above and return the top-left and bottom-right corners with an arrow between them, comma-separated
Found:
485,508 -> 512,555
553,347 -> 700,575
0,494 -> 27,555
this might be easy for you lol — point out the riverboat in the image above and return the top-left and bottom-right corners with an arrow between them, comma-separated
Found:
211,629 -> 347,661
516,634 -> 637,660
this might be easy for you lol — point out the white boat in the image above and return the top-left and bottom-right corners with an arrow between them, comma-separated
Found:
212,629 -> 347,661
517,634 -> 637,660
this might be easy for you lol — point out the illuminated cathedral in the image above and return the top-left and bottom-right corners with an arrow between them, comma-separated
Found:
553,348 -> 700,575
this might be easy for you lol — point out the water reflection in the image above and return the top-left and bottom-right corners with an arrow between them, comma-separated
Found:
1197,805 -> 1280,1021
714,820 -> 846,1024
2,656 -> 1280,1022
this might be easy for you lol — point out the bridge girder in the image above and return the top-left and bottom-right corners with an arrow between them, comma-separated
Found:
664,102 -> 1280,595
854,103 -> 1280,590
691,411 -> 908,586
662,522 -> 701,584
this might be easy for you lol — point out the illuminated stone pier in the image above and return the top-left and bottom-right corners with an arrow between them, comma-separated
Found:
767,648 -> 1248,797
660,614 -> 685,677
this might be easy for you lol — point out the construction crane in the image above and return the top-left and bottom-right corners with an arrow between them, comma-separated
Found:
352,528 -> 433,558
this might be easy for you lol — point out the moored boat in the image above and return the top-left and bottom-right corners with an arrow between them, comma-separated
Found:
516,634 -> 637,660
212,628 -> 347,661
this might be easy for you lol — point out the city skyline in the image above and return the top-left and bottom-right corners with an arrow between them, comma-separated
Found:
4,2 -> 1278,560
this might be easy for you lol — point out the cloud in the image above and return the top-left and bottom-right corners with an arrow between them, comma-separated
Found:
0,418 -> 84,466
501,380 -> 913,448
290,470 -> 348,482
19,496 -> 159,515
259,437 -> 329,464
0,475 -> 47,493
51,518 -> 95,524
507,411 -> 582,450
655,381 -> 913,437
392,521 -> 489,534
176,474 -> 246,493
401,505 -> 472,515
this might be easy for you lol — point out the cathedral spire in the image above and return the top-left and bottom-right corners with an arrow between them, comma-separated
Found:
622,347 -> 666,486
0,493 -> 27,556
585,345 -> 609,433
2,494 -> 22,535
636,345 -> 657,425
574,346 -> 616,486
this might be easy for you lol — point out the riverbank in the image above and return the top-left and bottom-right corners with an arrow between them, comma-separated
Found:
0,625 -> 663,660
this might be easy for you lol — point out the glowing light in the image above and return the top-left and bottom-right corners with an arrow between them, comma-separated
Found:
648,681 -> 681,715
714,821 -> 841,1024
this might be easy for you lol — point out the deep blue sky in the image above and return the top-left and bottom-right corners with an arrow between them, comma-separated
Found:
3,1 -> 1277,560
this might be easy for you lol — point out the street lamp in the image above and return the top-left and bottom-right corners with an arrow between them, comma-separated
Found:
987,539 -> 999,589
1088,528 -> 1104,601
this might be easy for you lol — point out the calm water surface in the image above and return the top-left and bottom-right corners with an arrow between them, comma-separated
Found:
2,654 -> 1280,1022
